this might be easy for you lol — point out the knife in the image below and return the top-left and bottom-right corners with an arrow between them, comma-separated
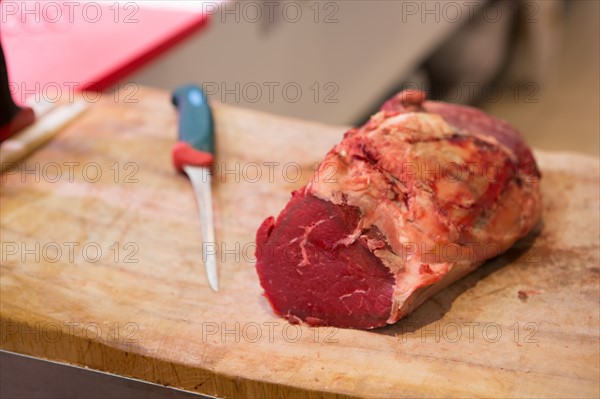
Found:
0,100 -> 87,172
171,84 -> 219,292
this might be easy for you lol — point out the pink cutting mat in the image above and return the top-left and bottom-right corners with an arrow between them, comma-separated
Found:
2,1 -> 208,103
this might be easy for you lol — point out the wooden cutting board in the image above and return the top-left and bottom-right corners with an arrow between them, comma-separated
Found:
1,87 -> 598,398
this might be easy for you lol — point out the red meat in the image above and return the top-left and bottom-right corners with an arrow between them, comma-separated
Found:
255,90 -> 541,329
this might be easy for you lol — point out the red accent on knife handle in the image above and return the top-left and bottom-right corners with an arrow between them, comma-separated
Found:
172,141 -> 214,172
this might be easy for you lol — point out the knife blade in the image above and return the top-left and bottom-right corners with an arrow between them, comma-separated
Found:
171,84 -> 219,291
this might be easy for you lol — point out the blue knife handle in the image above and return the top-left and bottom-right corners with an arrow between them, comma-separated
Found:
172,84 -> 215,155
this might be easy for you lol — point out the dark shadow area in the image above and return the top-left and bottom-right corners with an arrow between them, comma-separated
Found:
374,220 -> 543,337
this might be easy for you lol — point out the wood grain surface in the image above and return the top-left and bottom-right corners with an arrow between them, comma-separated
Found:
1,87 -> 598,398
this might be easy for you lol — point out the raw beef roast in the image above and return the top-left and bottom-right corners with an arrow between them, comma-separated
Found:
255,90 -> 541,329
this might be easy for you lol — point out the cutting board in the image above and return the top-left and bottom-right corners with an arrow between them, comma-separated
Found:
1,87 -> 598,398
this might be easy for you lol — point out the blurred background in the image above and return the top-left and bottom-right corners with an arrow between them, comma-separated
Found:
3,0 -> 599,155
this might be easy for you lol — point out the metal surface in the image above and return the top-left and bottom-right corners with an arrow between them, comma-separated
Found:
0,350 -> 212,399
184,165 -> 219,291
